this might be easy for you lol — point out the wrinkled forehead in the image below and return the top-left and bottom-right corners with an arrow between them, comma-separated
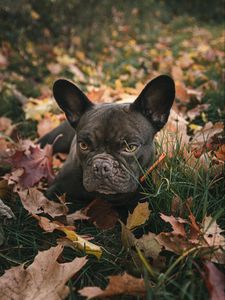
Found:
77,104 -> 154,143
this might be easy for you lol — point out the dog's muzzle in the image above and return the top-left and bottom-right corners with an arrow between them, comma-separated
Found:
83,154 -> 138,195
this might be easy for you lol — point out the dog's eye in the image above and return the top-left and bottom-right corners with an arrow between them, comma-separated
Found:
124,144 -> 138,153
79,142 -> 89,151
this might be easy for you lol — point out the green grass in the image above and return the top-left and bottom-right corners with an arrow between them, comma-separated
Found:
0,1 -> 224,299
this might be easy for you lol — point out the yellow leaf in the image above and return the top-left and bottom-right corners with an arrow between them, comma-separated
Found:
59,228 -> 102,259
189,123 -> 202,132
126,202 -> 151,230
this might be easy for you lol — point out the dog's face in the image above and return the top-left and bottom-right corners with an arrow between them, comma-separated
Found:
53,75 -> 175,196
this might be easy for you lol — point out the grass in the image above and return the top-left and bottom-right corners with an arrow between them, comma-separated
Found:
0,1 -> 224,299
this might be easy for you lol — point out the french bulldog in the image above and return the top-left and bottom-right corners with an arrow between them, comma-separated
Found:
39,75 -> 175,206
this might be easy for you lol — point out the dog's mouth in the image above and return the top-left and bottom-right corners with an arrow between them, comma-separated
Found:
83,174 -> 138,195
82,155 -> 139,195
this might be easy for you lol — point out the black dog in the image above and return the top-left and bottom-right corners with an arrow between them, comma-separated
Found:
39,75 -> 175,206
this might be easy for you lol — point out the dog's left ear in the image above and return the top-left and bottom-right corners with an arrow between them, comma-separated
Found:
130,75 -> 175,132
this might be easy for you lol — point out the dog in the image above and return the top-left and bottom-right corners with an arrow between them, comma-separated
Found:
39,75 -> 175,207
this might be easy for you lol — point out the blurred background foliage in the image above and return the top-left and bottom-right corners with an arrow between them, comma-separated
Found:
1,0 -> 224,50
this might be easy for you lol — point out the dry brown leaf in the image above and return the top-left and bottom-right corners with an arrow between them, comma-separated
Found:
160,213 -> 187,236
155,232 -> 194,254
0,245 -> 87,300
17,188 -> 68,217
136,232 -> 162,260
202,216 -> 225,248
175,81 -> 190,103
86,89 -> 105,103
204,262 -> 225,300
171,65 -> 184,81
187,104 -> 210,121
32,214 -> 74,232
126,202 -> 150,230
0,117 -> 14,136
79,273 -> 146,299
190,122 -> 224,149
83,199 -> 119,230
37,113 -> 61,137
66,210 -> 89,225
156,110 -> 190,157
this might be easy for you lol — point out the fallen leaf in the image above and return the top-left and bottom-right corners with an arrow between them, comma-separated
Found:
136,232 -> 162,261
202,216 -> 225,248
190,122 -> 224,149
0,52 -> 8,69
86,89 -> 105,103
5,142 -> 54,188
37,113 -> 61,137
187,104 -> 210,121
66,210 -> 89,225
171,65 -> 184,81
24,97 -> 57,121
0,199 -> 16,220
17,188 -> 68,217
47,62 -> 62,75
215,144 -> 225,161
0,117 -> 14,136
175,81 -> 190,102
160,213 -> 186,236
204,262 -> 225,300
32,214 -> 74,232
83,199 -> 119,230
79,273 -> 146,299
126,202 -> 150,230
0,245 -> 87,300
156,109 -> 190,157
58,227 -> 102,259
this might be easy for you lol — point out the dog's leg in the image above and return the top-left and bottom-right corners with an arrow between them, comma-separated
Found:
38,121 -> 75,154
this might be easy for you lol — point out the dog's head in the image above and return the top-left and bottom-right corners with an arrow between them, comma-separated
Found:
53,75 -> 175,197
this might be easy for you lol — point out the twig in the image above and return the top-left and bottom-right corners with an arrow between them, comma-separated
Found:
140,153 -> 166,183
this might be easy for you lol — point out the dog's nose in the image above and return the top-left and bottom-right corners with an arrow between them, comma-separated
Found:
93,160 -> 112,177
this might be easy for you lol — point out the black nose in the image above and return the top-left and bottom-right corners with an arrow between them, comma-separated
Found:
93,160 -> 113,177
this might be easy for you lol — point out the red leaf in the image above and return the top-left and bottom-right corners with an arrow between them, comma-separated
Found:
6,142 -> 54,188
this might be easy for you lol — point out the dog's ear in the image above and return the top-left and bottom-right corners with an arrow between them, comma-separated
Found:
130,75 -> 175,132
53,79 -> 94,127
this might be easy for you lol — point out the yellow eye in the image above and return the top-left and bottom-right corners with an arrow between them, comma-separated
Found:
79,142 -> 88,151
124,144 -> 138,153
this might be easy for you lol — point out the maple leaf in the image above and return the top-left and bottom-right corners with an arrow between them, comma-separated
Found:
126,202 -> 151,230
79,273 -> 147,299
17,188 -> 68,217
5,142 -> 54,188
0,245 -> 87,300
82,199 -> 119,230
155,212 -> 225,263
203,262 -> 225,300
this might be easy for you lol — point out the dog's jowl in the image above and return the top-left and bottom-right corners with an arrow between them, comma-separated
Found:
39,75 -> 175,206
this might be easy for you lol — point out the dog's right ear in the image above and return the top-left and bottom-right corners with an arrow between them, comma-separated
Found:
53,79 -> 94,127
